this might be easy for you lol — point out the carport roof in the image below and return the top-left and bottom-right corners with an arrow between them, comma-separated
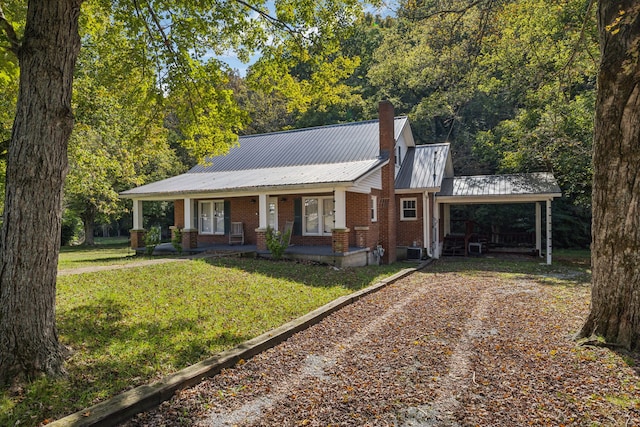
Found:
437,172 -> 562,203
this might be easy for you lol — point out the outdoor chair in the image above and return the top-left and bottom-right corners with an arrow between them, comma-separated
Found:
229,222 -> 244,245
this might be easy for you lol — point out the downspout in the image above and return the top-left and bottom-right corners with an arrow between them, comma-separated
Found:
423,192 -> 430,257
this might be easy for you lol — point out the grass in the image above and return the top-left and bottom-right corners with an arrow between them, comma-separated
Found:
429,249 -> 592,286
58,236 -> 143,270
1,256 -> 404,426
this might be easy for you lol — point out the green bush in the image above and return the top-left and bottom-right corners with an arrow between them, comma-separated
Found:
144,226 -> 161,255
265,226 -> 291,260
171,227 -> 183,255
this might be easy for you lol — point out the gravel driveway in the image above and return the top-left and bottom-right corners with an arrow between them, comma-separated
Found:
124,260 -> 640,426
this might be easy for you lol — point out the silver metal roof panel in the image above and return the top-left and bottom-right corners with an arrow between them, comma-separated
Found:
395,143 -> 450,190
120,159 -> 385,198
190,117 -> 409,172
437,172 -> 562,198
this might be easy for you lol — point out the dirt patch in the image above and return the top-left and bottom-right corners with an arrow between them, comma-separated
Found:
123,262 -> 640,426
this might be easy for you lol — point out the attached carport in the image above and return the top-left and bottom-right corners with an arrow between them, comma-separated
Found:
433,172 -> 562,265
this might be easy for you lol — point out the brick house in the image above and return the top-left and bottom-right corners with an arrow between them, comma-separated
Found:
120,101 -> 562,266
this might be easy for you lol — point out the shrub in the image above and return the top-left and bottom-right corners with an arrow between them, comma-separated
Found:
265,226 -> 291,260
144,226 -> 161,255
171,227 -> 183,255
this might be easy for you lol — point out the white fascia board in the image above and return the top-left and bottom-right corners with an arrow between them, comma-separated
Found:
120,183 -> 356,201
436,193 -> 562,204
398,119 -> 415,147
396,187 -> 440,194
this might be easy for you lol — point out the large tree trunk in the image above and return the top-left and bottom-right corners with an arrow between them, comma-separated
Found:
578,2 -> 640,351
0,0 -> 81,383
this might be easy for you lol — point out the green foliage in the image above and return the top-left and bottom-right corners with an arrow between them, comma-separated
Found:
65,3 -> 186,240
60,213 -> 82,247
143,226 -> 161,255
171,227 -> 183,255
265,225 -> 291,260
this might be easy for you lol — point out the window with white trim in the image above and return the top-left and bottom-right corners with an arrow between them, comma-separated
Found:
199,200 -> 225,234
371,195 -> 378,222
303,197 -> 334,235
400,197 -> 417,221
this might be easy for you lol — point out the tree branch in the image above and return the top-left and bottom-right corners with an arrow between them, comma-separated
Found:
0,3 -> 21,55
231,0 -> 302,36
562,0 -> 596,73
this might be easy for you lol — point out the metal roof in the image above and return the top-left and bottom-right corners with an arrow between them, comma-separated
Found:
121,117 -> 409,198
121,159 -> 386,198
395,143 -> 451,190
437,172 -> 562,201
190,117 -> 409,172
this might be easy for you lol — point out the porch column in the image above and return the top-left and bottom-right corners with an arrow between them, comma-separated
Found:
443,203 -> 451,236
334,188 -> 346,229
183,198 -> 193,229
546,199 -> 552,265
258,193 -> 268,229
256,193 -> 268,251
130,199 -> 145,249
535,202 -> 542,257
182,198 -> 198,250
132,199 -> 143,230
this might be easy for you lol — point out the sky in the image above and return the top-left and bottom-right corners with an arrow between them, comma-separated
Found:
219,1 -> 397,76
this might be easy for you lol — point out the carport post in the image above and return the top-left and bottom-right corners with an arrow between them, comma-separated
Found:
546,199 -> 552,265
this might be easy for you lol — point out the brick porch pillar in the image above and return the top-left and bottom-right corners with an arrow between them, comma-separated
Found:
354,226 -> 369,248
182,229 -> 198,250
130,229 -> 145,249
256,228 -> 267,251
332,228 -> 350,254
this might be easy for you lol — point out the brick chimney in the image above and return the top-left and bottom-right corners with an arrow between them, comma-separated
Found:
379,101 -> 396,264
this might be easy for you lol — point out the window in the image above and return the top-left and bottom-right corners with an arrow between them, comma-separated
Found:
396,146 -> 402,165
401,198 -> 417,221
199,200 -> 225,234
303,197 -> 334,235
371,195 -> 378,222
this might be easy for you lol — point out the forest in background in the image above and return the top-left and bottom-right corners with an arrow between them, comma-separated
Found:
0,0 -> 597,248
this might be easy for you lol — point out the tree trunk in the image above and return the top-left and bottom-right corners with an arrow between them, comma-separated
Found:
0,0 -> 81,383
82,206 -> 96,246
578,1 -> 640,351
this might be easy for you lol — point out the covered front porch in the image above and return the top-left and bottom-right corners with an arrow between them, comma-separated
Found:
124,180 -> 385,267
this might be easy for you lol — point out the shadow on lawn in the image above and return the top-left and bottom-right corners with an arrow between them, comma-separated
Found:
203,256 -> 405,290
57,297 -> 252,385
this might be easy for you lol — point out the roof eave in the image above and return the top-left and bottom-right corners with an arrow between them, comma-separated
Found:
436,192 -> 563,204
120,180 -> 366,201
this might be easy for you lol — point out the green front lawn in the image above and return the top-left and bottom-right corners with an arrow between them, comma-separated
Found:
58,237 -> 139,270
1,257 -> 403,426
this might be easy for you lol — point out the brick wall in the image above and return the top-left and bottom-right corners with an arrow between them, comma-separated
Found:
396,193 -> 424,247
174,199 -> 184,228
346,192 -> 370,247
